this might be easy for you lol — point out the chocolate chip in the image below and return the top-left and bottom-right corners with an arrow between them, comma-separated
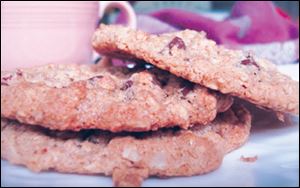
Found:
16,69 -> 23,77
2,75 -> 13,81
1,75 -> 13,86
168,37 -> 186,50
1,81 -> 9,86
241,59 -> 253,66
120,80 -> 133,91
168,37 -> 186,55
181,87 -> 192,96
241,55 -> 260,69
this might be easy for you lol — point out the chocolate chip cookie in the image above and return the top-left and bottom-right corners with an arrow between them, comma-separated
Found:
1,105 -> 251,187
1,62 -> 232,132
92,24 -> 299,115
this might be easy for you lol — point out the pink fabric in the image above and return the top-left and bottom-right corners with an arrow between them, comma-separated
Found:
228,1 -> 298,43
150,1 -> 298,44
116,1 -> 299,64
126,1 -> 299,45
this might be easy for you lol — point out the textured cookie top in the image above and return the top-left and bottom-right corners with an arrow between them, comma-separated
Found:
1,105 -> 251,187
1,62 -> 232,132
92,24 -> 299,115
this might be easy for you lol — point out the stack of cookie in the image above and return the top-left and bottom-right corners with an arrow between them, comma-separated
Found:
1,25 -> 298,187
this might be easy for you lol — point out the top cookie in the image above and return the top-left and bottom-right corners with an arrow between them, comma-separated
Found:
92,24 -> 299,115
1,61 -> 232,132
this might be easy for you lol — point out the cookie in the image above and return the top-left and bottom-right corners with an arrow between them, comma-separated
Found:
92,24 -> 299,115
1,62 -> 232,132
1,105 -> 251,187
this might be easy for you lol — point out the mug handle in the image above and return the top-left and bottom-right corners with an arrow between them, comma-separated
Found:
99,1 -> 137,29
93,1 -> 137,64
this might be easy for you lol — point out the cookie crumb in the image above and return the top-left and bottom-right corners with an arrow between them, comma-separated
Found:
240,155 -> 258,162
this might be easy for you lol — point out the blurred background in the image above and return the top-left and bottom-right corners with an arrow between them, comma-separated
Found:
213,1 -> 298,18
103,1 -> 299,65
130,1 -> 299,19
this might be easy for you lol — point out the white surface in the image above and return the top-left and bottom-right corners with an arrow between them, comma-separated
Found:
1,65 -> 299,187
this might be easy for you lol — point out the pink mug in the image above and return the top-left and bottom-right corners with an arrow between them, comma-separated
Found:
1,1 -> 137,71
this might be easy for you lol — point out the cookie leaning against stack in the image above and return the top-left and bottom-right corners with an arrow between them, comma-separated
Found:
93,24 -> 299,115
